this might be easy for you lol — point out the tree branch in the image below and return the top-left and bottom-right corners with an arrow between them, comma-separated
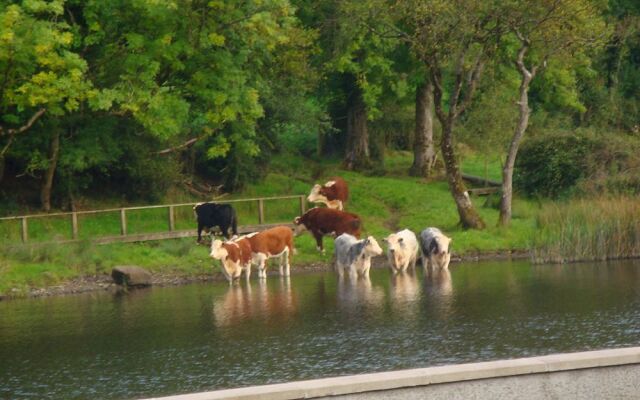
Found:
0,108 -> 47,137
155,136 -> 203,155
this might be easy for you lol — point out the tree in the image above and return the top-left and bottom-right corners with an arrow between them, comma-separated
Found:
295,0 -> 397,171
497,0 -> 607,226
408,75 -> 436,177
0,0 -> 89,196
395,0 -> 503,229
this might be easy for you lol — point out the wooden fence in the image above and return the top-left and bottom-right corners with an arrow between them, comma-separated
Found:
0,195 -> 307,245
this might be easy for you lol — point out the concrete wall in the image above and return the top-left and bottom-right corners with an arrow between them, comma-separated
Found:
143,347 -> 640,400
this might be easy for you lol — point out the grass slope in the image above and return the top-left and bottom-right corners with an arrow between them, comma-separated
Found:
0,152 -> 538,296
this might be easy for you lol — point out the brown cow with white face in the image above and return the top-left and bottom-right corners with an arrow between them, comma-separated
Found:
293,207 -> 361,253
244,226 -> 295,279
307,177 -> 349,210
210,237 -> 253,283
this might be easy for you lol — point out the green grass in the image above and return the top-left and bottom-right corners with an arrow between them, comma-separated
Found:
0,152 -> 541,296
531,197 -> 640,263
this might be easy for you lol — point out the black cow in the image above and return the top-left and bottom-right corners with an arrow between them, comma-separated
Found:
193,202 -> 238,242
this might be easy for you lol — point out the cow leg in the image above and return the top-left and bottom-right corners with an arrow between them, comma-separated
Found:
362,258 -> 371,277
244,263 -> 252,280
197,224 -> 204,243
280,248 -> 290,277
220,265 -> 232,284
257,255 -> 267,279
220,224 -> 230,239
313,232 -> 324,253
285,248 -> 291,277
443,253 -> 451,269
410,254 -> 417,270
348,263 -> 357,280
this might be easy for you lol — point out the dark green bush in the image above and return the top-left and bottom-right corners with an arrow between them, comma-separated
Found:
514,133 -> 595,198
515,130 -> 640,198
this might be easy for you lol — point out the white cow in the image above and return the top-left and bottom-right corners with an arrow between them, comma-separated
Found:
383,229 -> 419,273
334,233 -> 383,278
419,227 -> 452,271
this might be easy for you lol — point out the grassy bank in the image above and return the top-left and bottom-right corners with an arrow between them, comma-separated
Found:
532,197 -> 640,263
1,152 -> 539,296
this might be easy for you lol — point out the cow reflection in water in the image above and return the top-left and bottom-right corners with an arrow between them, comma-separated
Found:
212,277 -> 296,328
423,268 -> 453,318
389,271 -> 420,316
336,275 -> 384,314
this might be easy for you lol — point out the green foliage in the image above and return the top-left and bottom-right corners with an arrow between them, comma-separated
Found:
515,129 -> 640,198
514,132 -> 595,198
0,0 -> 90,126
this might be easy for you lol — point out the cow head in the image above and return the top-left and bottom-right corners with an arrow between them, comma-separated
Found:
293,216 -> 307,236
307,184 -> 329,205
363,236 -> 383,257
210,239 -> 228,260
436,235 -> 452,256
383,234 -> 405,254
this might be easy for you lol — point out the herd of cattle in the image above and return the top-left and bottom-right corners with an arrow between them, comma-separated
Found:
195,177 -> 452,283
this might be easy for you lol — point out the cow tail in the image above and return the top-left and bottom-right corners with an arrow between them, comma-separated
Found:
231,209 -> 238,236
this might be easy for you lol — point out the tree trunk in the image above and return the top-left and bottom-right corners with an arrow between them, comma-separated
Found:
409,79 -> 436,177
344,84 -> 370,171
40,131 -> 60,212
499,42 -> 536,227
499,78 -> 532,226
441,121 -> 486,229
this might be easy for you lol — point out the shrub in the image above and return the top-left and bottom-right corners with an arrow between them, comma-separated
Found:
515,129 -> 640,198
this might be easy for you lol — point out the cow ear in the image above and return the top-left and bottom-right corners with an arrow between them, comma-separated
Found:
325,180 -> 336,187
398,237 -> 403,243
294,216 -> 301,224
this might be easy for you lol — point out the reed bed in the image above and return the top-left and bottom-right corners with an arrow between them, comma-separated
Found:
531,197 -> 640,263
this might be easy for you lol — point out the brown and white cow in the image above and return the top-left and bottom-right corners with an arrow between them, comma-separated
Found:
307,177 -> 349,210
244,226 -> 295,279
293,207 -> 361,253
210,237 -> 253,283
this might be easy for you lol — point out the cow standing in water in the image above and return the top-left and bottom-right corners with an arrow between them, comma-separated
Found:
307,177 -> 349,210
294,207 -> 361,253
384,229 -> 419,273
419,227 -> 452,272
210,237 -> 253,283
193,202 -> 238,242
244,226 -> 295,279
333,233 -> 383,278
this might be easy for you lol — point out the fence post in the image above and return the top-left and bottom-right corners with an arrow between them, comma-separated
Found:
299,195 -> 306,215
258,199 -> 265,224
168,205 -> 175,232
71,212 -> 79,239
120,209 -> 127,236
21,217 -> 28,243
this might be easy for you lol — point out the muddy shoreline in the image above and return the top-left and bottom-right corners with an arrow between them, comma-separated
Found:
0,250 -> 530,301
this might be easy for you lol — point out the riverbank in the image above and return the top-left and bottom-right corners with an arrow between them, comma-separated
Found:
0,249 -> 531,301
0,154 -> 540,299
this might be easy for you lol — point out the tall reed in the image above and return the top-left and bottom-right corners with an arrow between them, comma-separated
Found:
531,197 -> 640,263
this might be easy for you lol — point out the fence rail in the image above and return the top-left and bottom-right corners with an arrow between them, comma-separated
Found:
0,195 -> 307,245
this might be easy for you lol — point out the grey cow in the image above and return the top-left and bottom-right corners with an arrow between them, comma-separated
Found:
419,227 -> 452,272
334,233 -> 383,278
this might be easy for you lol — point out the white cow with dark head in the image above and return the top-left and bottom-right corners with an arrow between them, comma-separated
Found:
334,233 -> 383,278
419,227 -> 452,272
383,229 -> 419,273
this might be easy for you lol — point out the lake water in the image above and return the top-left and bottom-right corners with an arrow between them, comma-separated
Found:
1,260 -> 640,399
